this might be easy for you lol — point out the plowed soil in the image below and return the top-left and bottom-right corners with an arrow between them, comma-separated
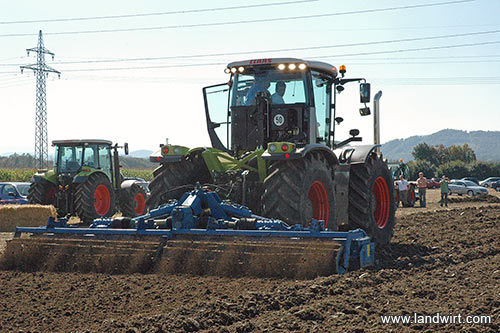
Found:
0,195 -> 499,332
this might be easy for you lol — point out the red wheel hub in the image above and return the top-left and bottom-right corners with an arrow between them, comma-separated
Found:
134,193 -> 146,215
308,181 -> 330,228
94,185 -> 111,216
373,177 -> 390,228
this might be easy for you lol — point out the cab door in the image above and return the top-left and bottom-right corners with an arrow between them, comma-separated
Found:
203,83 -> 230,151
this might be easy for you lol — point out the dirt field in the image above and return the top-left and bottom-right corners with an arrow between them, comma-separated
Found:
0,191 -> 498,332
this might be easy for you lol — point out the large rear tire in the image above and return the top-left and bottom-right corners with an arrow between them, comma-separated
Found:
27,182 -> 56,205
74,173 -> 116,223
261,152 -> 336,230
348,153 -> 396,246
147,153 -> 211,209
120,183 -> 148,217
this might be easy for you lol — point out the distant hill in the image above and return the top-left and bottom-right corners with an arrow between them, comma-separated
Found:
129,150 -> 154,158
382,129 -> 500,162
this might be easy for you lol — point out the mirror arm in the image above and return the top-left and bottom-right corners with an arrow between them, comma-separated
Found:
333,136 -> 362,149
339,78 -> 366,85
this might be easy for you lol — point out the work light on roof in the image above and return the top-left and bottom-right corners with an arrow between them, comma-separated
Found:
224,68 -> 231,74
298,63 -> 307,70
288,63 -> 296,70
230,67 -> 237,73
238,66 -> 245,73
278,64 -> 286,70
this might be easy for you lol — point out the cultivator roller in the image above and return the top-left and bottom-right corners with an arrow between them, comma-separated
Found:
2,185 -> 375,278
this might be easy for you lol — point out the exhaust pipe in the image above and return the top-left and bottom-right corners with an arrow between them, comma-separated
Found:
373,91 -> 382,154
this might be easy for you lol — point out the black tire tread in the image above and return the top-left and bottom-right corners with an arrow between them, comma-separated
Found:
147,153 -> 211,209
74,173 -> 115,223
348,153 -> 396,245
120,183 -> 148,217
27,182 -> 56,205
261,152 -> 335,229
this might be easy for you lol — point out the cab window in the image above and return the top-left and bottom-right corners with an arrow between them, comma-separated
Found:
83,145 -> 98,168
98,145 -> 112,179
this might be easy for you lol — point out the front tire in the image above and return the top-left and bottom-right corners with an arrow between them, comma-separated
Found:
27,182 -> 56,205
120,183 -> 148,217
348,153 -> 396,246
74,173 -> 115,223
261,152 -> 336,230
147,152 -> 211,209
467,190 -> 474,196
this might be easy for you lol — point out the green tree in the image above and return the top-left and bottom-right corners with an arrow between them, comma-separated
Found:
467,161 -> 493,180
411,143 -> 439,165
447,144 -> 476,163
407,160 -> 436,180
436,160 -> 469,179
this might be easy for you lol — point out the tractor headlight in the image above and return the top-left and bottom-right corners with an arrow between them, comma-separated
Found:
173,147 -> 180,154
268,144 -> 277,152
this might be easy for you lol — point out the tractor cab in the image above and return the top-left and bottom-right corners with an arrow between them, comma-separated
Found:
203,58 -> 371,155
53,139 -> 114,181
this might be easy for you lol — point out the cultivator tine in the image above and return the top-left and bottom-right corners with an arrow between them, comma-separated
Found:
1,237 -> 162,274
158,238 -> 342,279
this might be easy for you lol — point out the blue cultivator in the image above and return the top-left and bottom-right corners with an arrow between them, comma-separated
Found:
9,184 -> 374,277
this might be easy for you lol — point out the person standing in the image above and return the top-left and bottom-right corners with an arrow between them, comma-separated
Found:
440,175 -> 450,207
417,172 -> 428,207
396,175 -> 409,207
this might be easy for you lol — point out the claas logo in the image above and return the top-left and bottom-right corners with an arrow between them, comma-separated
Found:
249,59 -> 272,64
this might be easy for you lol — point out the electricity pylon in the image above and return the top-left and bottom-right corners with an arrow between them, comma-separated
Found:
21,30 -> 60,169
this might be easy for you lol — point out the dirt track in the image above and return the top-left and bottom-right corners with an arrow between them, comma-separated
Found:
0,196 -> 499,332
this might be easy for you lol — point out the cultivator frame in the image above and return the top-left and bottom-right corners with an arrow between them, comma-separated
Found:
11,185 -> 375,275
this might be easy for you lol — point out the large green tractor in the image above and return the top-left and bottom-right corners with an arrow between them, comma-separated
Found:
148,58 -> 396,245
28,140 -> 147,223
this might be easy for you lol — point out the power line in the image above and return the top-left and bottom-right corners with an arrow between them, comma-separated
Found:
0,0 -> 317,25
1,39 -> 498,75
48,40 -> 500,72
315,40 -> 500,59
0,0 -> 475,37
1,28 -> 498,67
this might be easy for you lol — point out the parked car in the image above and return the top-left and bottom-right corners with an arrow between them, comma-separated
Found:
461,177 -> 479,185
491,180 -> 500,192
0,182 -> 30,205
448,180 -> 489,196
479,177 -> 500,188
427,178 -> 441,189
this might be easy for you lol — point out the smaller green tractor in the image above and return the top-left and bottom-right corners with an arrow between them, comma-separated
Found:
28,139 -> 147,223
389,159 -> 417,207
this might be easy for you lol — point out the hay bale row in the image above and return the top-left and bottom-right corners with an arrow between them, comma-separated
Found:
0,204 -> 56,232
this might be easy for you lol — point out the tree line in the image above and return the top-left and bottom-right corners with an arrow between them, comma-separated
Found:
0,153 -> 155,170
404,143 -> 500,180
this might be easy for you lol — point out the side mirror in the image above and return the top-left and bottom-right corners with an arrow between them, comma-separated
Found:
334,116 -> 344,125
360,83 -> 371,103
349,129 -> 360,137
124,142 -> 129,155
359,107 -> 371,116
315,79 -> 326,88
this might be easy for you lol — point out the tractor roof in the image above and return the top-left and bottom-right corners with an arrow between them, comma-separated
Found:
227,58 -> 338,77
52,139 -> 112,146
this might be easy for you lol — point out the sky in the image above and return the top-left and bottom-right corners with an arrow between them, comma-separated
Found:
0,0 -> 499,156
